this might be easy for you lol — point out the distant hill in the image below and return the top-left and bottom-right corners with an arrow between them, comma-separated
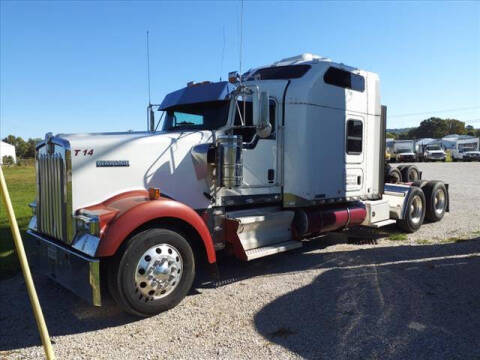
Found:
386,127 -> 415,134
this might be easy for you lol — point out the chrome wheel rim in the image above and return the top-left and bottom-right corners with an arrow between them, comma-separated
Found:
410,195 -> 423,225
434,189 -> 446,216
135,244 -> 183,301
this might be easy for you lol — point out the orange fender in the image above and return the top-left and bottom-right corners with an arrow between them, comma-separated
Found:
84,191 -> 216,263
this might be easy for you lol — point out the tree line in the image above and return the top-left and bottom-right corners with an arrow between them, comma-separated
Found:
386,117 -> 480,140
2,135 -> 41,159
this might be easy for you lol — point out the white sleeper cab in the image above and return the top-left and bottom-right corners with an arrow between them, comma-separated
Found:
25,53 -> 450,316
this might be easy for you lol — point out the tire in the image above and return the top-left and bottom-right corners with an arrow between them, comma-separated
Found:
108,228 -> 195,317
423,181 -> 448,222
387,167 -> 402,183
397,187 -> 426,233
401,165 -> 420,182
412,180 -> 428,188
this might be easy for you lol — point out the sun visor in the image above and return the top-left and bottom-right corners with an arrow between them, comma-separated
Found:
159,81 -> 236,110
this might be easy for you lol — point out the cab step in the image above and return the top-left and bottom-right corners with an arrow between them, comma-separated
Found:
365,219 -> 397,228
227,207 -> 295,250
245,240 -> 302,261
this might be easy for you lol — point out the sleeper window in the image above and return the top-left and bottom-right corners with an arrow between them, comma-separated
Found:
346,120 -> 363,154
324,67 -> 365,92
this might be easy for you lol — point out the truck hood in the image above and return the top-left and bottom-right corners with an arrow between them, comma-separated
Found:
57,130 -> 213,211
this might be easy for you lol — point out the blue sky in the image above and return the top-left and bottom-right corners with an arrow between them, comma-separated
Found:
1,1 -> 479,139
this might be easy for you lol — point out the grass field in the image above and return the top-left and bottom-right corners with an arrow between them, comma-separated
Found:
0,165 -> 36,279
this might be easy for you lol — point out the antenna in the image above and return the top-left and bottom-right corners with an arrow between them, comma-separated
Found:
239,0 -> 243,82
146,31 -> 155,131
146,30 -> 152,106
220,26 -> 225,81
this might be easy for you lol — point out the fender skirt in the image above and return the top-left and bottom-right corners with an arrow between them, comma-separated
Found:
84,190 -> 216,263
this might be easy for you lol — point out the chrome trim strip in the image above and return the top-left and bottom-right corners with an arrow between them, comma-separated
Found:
65,148 -> 73,243
36,136 -> 71,150
89,262 -> 101,306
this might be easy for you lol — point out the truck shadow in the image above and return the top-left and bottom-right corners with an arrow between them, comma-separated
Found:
0,236 -> 478,355
252,237 -> 480,360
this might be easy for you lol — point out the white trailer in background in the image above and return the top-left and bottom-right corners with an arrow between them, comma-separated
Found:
442,135 -> 480,161
0,141 -> 17,164
25,53 -> 450,316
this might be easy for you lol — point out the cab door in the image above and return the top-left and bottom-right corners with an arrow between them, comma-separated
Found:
345,115 -> 366,196
233,99 -> 278,188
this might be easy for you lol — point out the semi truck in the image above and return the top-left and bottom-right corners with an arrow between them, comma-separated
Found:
25,53 -> 449,317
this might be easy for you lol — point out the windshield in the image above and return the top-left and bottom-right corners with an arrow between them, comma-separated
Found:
397,148 -> 412,153
426,145 -> 441,151
160,101 -> 229,132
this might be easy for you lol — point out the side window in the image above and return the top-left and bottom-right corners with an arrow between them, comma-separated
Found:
346,120 -> 363,154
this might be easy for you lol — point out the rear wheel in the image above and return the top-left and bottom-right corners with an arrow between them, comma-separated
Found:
412,180 -> 428,188
108,228 -> 195,317
423,181 -> 447,222
387,167 -> 402,183
397,187 -> 426,233
401,165 -> 421,182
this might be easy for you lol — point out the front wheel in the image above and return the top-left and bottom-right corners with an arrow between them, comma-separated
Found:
108,228 -> 195,317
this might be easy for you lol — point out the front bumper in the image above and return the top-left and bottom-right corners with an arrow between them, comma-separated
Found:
465,156 -> 480,161
397,155 -> 416,162
425,155 -> 446,161
25,229 -> 101,306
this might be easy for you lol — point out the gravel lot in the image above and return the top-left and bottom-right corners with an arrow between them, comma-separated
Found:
1,162 -> 479,359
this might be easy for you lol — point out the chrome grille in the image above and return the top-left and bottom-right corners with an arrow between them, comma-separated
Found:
37,153 -> 66,240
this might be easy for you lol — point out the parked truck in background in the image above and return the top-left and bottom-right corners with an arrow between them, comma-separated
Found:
25,53 -> 450,317
451,138 -> 480,161
421,144 -> 446,162
391,140 -> 416,162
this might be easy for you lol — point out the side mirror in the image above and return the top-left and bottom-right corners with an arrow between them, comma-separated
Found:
256,91 -> 271,138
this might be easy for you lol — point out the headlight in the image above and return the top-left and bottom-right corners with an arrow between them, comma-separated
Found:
74,213 -> 100,236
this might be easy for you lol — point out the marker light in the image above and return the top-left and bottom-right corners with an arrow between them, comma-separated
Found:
148,187 -> 161,200
228,71 -> 239,84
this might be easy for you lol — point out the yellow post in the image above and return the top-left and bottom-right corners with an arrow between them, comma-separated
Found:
0,166 -> 55,360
